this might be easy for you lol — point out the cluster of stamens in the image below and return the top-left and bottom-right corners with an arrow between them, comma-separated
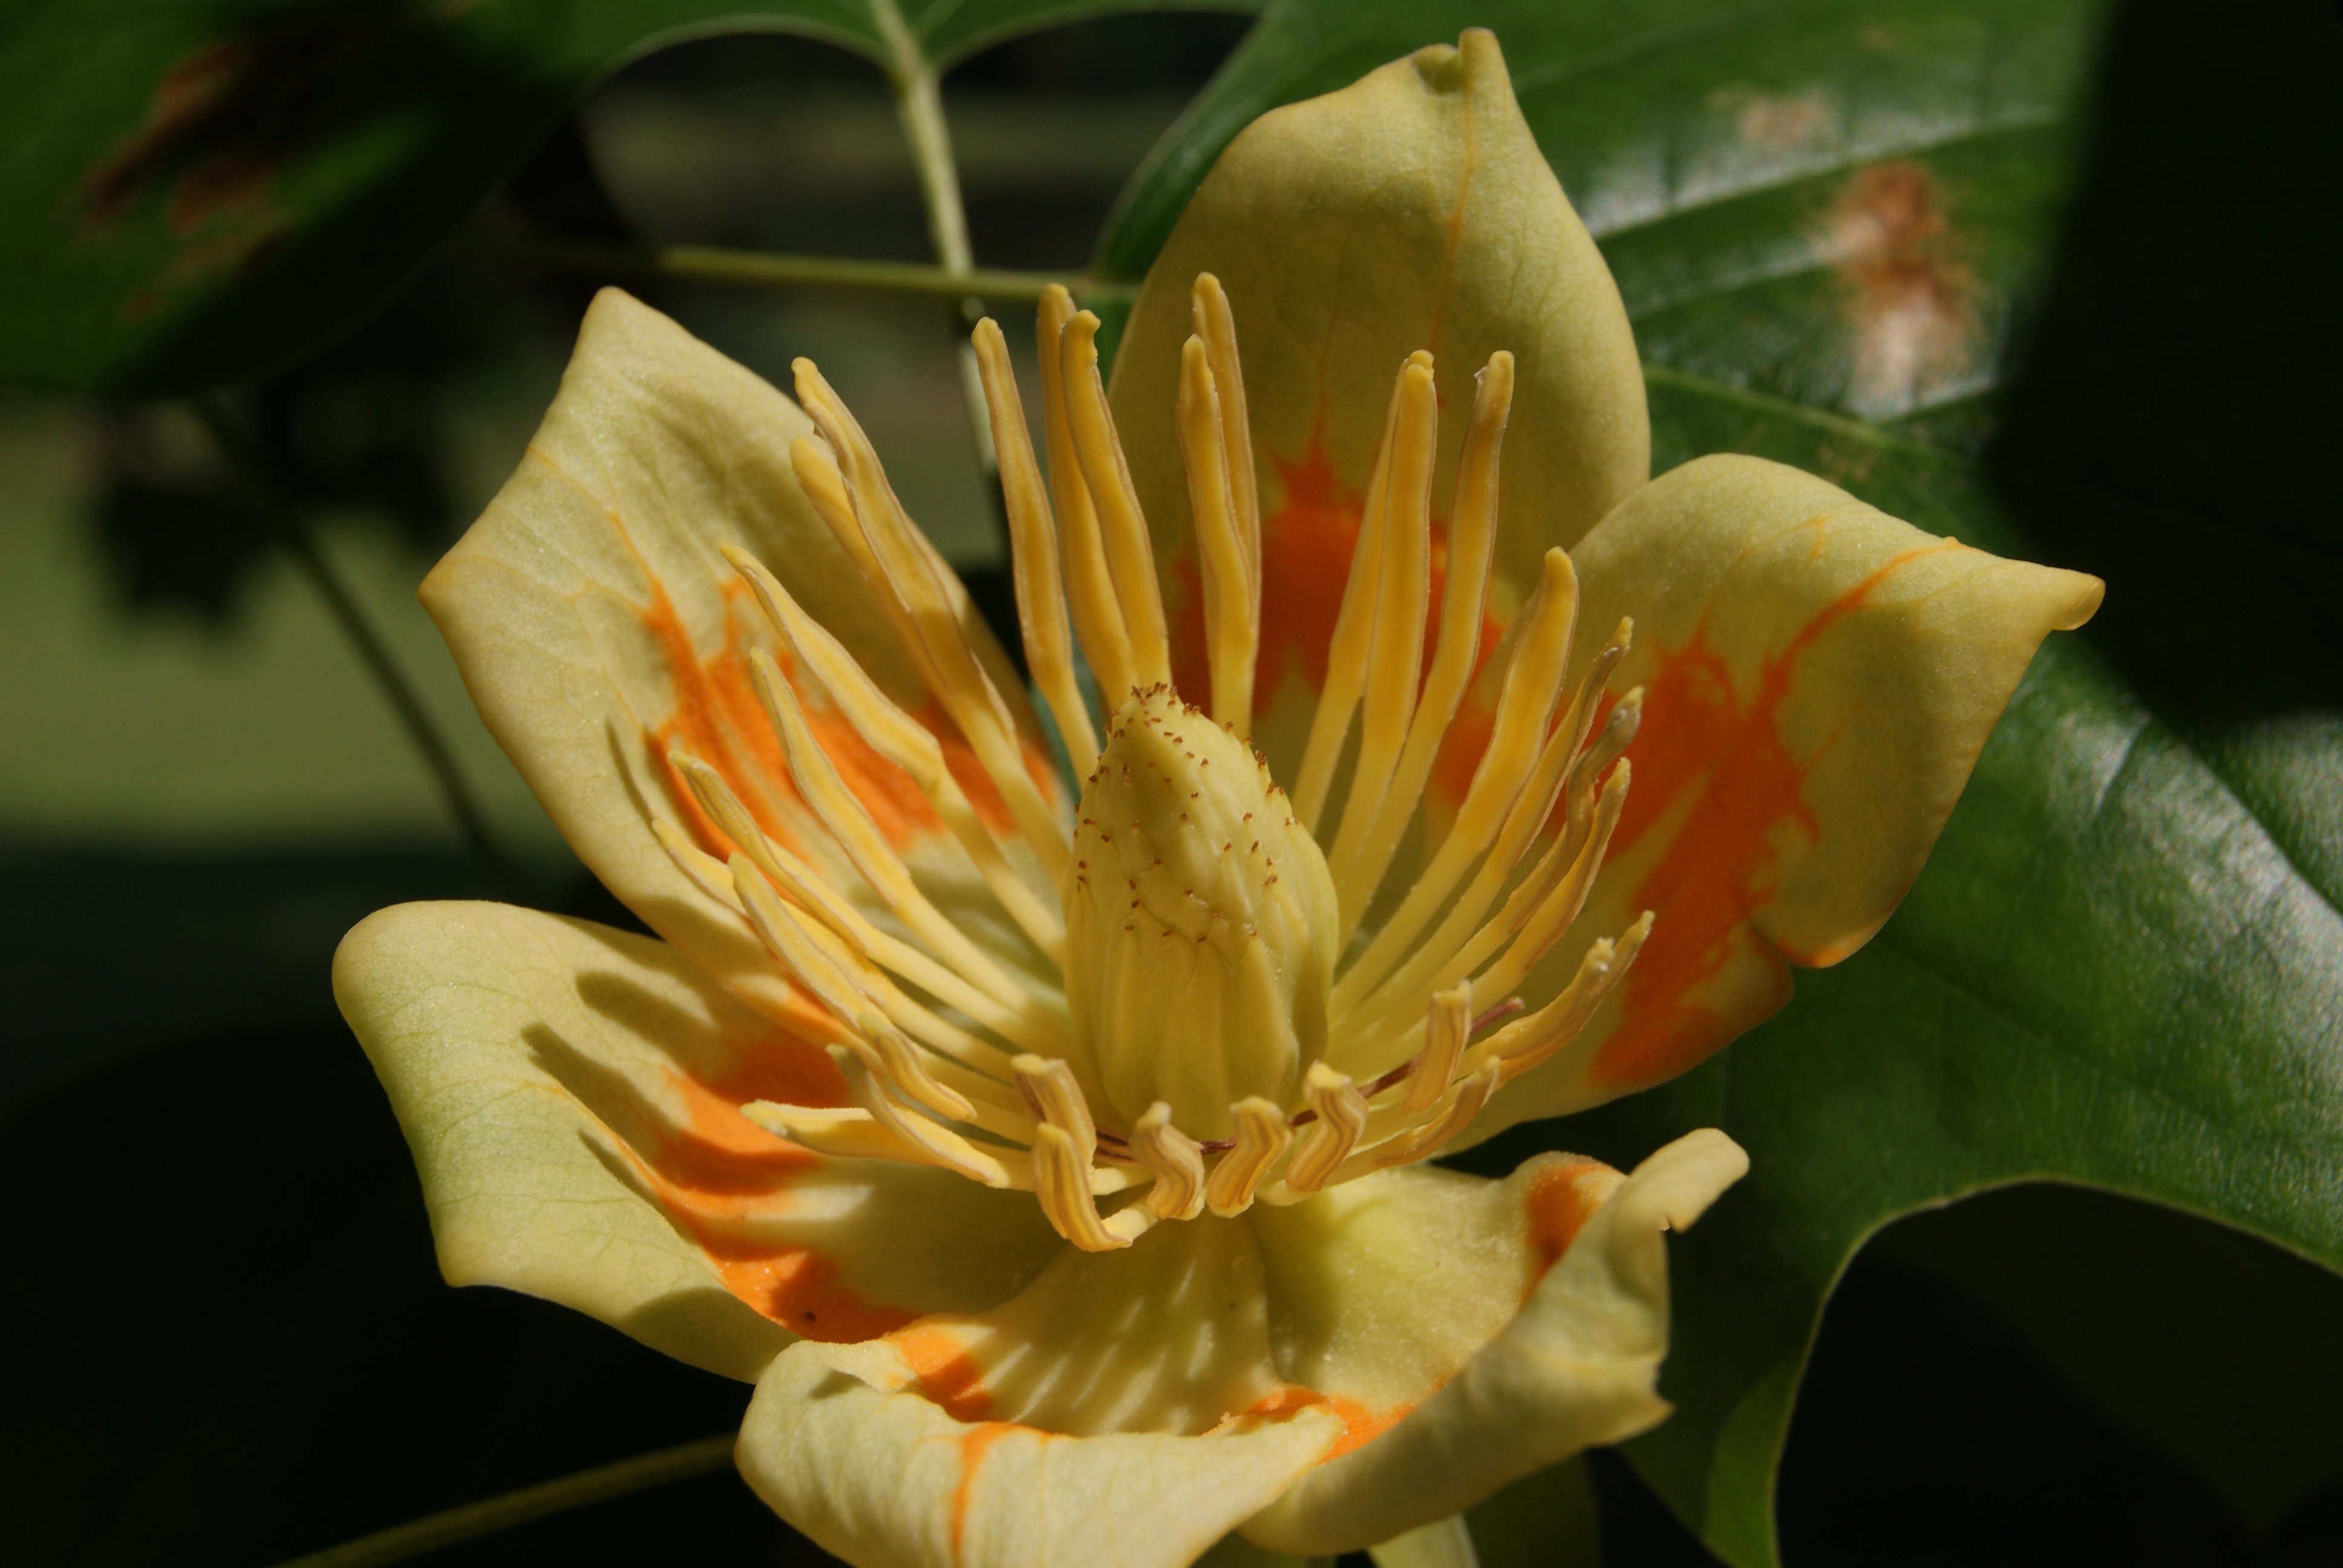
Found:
650,275 -> 1653,1250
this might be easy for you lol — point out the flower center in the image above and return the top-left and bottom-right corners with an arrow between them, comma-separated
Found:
1065,687 -> 1336,1139
652,274 -> 1654,1252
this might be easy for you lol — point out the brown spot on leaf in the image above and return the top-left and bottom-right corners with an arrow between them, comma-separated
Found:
1827,161 -> 1979,417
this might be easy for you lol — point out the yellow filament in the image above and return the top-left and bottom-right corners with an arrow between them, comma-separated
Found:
1283,1063 -> 1369,1195
791,360 -> 1070,882
1132,1101 -> 1206,1220
832,1044 -> 1017,1187
970,317 -> 1100,779
1325,357 -> 1438,930
1479,913 -> 1653,1085
1291,355 -> 1420,833
1177,334 -> 1259,733
1331,548 -> 1578,1013
1472,760 -> 1633,1005
1057,310 -> 1170,692
727,852 -> 1029,1088
1034,1123 -> 1129,1250
1335,353 -> 1512,921
1332,621 -> 1631,1040
1190,274 -> 1260,573
727,546 -> 1066,963
749,648 -> 1037,1013
858,1015 -> 980,1122
1371,1059 -> 1500,1171
744,1102 -> 959,1168
1036,285 -> 1135,706
1204,1096 -> 1293,1217
1404,982 -> 1472,1116
652,817 -> 745,913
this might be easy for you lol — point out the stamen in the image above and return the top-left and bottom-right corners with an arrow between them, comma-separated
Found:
830,1044 -> 1015,1188
857,1015 -> 978,1123
1332,619 -> 1632,1042
1371,1059 -> 1501,1171
1132,1101 -> 1206,1220
652,817 -> 744,913
1331,547 -> 1578,1013
1332,351 -> 1513,927
746,1102 -> 1021,1175
1290,354 -> 1421,834
790,360 -> 1070,881
1403,982 -> 1472,1116
1190,275 -> 1260,568
1282,1063 -> 1369,1195
1011,1054 -> 1096,1154
749,648 -> 1038,1014
969,318 -> 1101,779
1056,310 -> 1171,693
1325,356 -> 1438,929
1177,334 -> 1259,733
1034,1123 -> 1133,1251
726,545 -> 1066,963
1482,913 -> 1654,1082
1472,756 -> 1633,1004
680,752 -> 1067,1056
1204,1096 -> 1292,1217
1036,284 -> 1136,708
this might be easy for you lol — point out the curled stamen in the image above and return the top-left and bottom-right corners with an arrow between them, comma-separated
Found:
1205,1097 -> 1292,1217
1012,1054 -> 1097,1154
1133,1101 -> 1207,1220
1283,1063 -> 1370,1195
1034,1123 -> 1141,1251
1375,1059 -> 1501,1170
1403,982 -> 1473,1116
1482,912 -> 1655,1083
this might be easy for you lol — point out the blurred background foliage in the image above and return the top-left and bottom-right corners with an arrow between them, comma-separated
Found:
1,2 -> 2339,1566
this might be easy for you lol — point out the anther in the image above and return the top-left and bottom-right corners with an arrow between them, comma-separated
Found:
1285,1064 -> 1369,1195
1132,1101 -> 1207,1220
1204,1097 -> 1292,1217
1404,981 -> 1472,1116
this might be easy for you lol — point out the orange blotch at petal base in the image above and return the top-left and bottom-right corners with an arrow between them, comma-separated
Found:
1591,540 -> 1966,1091
639,580 -> 1033,860
1168,438 -> 1503,809
605,1039 -> 913,1344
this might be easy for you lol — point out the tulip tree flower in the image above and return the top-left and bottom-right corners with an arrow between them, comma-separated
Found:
335,29 -> 2101,1568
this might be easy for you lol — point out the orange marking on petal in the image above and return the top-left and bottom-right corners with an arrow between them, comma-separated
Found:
593,1040 -> 907,1342
1169,436 -> 1503,738
1230,1384 -> 1399,1461
1591,538 -> 1964,1089
951,1422 -> 1021,1564
893,1324 -> 995,1422
640,582 -> 945,854
1524,1158 -> 1621,1285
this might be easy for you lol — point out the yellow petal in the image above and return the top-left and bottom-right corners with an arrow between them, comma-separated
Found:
1243,1131 -> 1747,1554
420,289 -> 1040,1027
333,900 -> 1062,1377
1110,29 -> 1645,780
1481,456 -> 2103,1134
736,1216 -> 1345,1568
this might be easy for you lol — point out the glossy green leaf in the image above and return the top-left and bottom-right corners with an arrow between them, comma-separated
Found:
0,0 -> 1257,397
1098,1 -> 2343,1563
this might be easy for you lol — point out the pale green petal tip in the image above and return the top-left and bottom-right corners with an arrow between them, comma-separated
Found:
1244,1131 -> 1748,1556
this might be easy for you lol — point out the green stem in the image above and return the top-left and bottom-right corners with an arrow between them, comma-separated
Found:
264,1434 -> 736,1568
872,0 -> 1008,506
471,234 -> 1129,308
192,397 -> 528,903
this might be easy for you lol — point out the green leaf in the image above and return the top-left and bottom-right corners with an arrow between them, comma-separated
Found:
0,0 -> 1258,397
1098,0 -> 2343,1563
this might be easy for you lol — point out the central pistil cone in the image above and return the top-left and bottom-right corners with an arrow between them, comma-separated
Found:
1064,687 -> 1337,1141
